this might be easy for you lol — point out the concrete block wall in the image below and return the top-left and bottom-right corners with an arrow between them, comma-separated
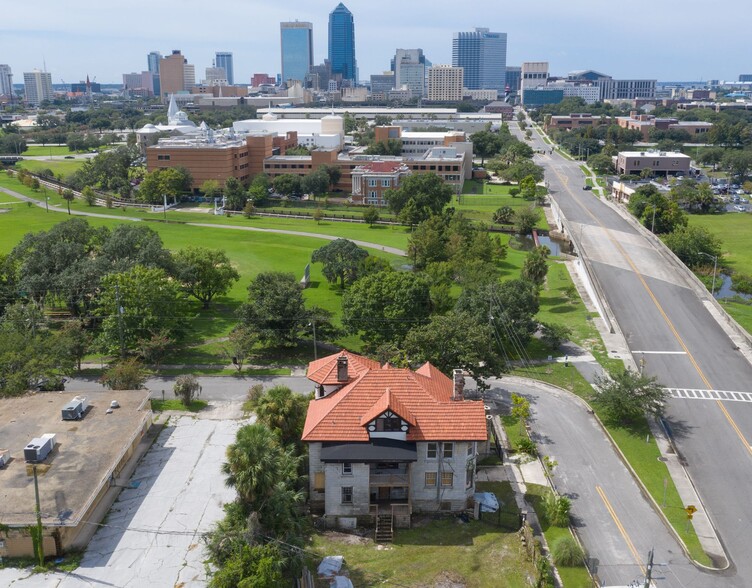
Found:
324,462 -> 371,516
410,441 -> 475,512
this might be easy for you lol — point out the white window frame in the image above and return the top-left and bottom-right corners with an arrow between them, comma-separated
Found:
426,442 -> 438,459
342,462 -> 352,476
341,486 -> 353,504
425,472 -> 437,487
442,442 -> 454,459
441,472 -> 454,487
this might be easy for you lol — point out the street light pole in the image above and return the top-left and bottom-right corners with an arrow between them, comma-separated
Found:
697,251 -> 718,297
651,204 -> 657,233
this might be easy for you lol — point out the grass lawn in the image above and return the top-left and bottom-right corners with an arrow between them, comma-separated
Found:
16,158 -> 86,178
457,180 -> 549,229
22,145 -> 76,156
719,298 -> 752,334
501,414 -> 528,451
524,484 -> 593,588
150,398 -> 208,412
311,481 -> 535,588
688,213 -> 752,275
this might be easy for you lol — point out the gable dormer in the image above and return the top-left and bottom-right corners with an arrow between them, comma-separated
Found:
360,388 -> 416,441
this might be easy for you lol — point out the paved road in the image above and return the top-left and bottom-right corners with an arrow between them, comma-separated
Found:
522,115 -> 752,586
484,377 -> 706,588
0,185 -> 407,256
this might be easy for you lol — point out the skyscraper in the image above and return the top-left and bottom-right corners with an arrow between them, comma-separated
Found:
393,49 -> 428,97
23,69 -> 53,106
147,51 -> 161,96
159,50 -> 190,97
328,3 -> 357,84
452,28 -> 507,92
215,52 -> 234,85
281,21 -> 313,86
0,64 -> 13,97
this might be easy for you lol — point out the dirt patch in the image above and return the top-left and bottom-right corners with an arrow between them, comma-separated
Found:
427,570 -> 467,588
321,531 -> 372,546
0,209 -> 10,214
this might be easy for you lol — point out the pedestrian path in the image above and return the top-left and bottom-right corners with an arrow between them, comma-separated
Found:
667,387 -> 752,403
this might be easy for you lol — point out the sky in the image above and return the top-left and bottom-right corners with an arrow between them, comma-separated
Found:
1,0 -> 748,85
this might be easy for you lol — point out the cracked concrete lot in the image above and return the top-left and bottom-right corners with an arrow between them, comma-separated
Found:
1,416 -> 243,588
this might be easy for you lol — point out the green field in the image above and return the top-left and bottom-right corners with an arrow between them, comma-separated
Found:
16,158 -> 86,178
688,213 -> 752,275
456,180 -> 550,229
22,145 -> 76,156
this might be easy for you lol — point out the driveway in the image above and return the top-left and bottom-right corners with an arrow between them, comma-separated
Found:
1,416 -> 244,587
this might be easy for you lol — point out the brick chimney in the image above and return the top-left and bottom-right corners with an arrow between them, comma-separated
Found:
452,369 -> 465,401
337,356 -> 349,382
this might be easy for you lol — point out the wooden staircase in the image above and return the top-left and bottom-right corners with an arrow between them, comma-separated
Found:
375,513 -> 394,543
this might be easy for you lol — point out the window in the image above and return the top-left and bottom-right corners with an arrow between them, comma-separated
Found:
425,472 -> 437,487
341,486 -> 353,504
157,154 -> 170,161
342,462 -> 352,475
381,179 -> 391,187
441,472 -> 454,487
368,179 -> 378,187
442,442 -> 454,459
426,442 -> 437,459
467,442 -> 474,456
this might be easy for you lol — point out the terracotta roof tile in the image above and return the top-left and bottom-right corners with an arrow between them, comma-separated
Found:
307,350 -> 380,386
302,354 -> 487,443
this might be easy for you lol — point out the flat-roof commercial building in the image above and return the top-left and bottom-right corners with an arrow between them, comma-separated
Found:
615,150 -> 691,177
616,111 -> 713,141
545,113 -> 610,131
0,390 -> 152,558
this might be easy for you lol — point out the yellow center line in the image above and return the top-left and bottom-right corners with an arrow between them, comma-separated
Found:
596,485 -> 646,573
553,166 -> 752,457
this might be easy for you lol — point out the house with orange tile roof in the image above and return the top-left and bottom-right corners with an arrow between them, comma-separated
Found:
302,350 -> 488,527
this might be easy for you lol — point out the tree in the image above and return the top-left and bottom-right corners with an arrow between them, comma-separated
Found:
514,205 -> 541,235
363,206 -> 380,225
239,272 -> 307,347
342,271 -> 431,347
592,368 -> 669,425
311,239 -> 369,289
221,423 -> 301,508
61,188 -> 75,215
137,329 -> 172,371
663,225 -> 723,268
521,245 -> 550,287
246,385 -> 310,452
224,177 -> 247,211
81,185 -> 97,206
723,150 -> 752,181
493,206 -> 515,225
224,325 -> 259,372
97,224 -> 174,274
385,172 -> 453,224
173,374 -> 202,407
318,164 -> 342,191
201,179 -> 221,199
587,153 -> 614,175
511,393 -> 531,434
100,358 -> 147,390
174,247 -> 240,309
312,207 -> 324,224
498,160 -> 544,183
301,168 -> 330,199
469,130 -> 503,165
96,265 -> 186,356
539,322 -> 572,350
247,173 -> 270,205
519,175 -> 537,200
272,174 -> 302,197
402,311 -> 506,390
59,321 -> 92,372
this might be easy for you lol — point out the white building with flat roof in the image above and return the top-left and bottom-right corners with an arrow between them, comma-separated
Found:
233,112 -> 344,150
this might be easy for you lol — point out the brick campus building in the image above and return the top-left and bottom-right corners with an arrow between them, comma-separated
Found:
145,121 -> 473,202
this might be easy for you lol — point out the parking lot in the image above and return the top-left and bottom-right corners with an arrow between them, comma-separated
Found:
0,415 -> 244,588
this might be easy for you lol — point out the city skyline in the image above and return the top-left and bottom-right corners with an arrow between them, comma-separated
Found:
1,0 -> 749,85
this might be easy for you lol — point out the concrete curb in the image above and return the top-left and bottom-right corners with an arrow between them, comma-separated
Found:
503,375 -> 730,571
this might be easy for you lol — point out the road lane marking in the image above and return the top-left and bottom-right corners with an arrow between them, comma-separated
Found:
552,165 -> 752,458
595,485 -> 646,574
667,388 -> 752,403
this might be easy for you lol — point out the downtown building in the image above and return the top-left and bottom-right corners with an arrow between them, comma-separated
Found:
393,49 -> 429,98
281,21 -> 314,86
452,28 -> 506,94
215,52 -> 234,85
23,69 -> 53,106
147,51 -> 161,96
158,50 -> 194,98
427,65 -> 464,102
0,64 -> 13,97
329,3 -> 357,84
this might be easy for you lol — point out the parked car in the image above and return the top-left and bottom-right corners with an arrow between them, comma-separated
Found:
734,205 -> 746,212
582,185 -> 592,191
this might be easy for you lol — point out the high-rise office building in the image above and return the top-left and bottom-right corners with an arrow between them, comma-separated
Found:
452,28 -> 507,92
393,49 -> 428,98
0,64 -> 13,96
147,51 -> 162,74
281,21 -> 313,86
159,50 -> 190,97
328,3 -> 357,83
215,52 -> 234,85
204,67 -> 227,85
23,69 -> 53,106
520,62 -> 549,104
183,64 -> 196,91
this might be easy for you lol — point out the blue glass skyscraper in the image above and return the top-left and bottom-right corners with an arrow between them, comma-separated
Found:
281,21 -> 313,85
215,52 -> 234,85
328,3 -> 357,83
452,28 -> 507,92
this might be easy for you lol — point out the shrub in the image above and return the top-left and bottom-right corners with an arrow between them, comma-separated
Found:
543,492 -> 571,527
551,535 -> 585,566
173,374 -> 202,407
100,358 -> 146,390
517,437 -> 537,456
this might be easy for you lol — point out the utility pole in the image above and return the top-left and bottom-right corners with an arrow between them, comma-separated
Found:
643,547 -> 654,588
32,465 -> 44,567
312,320 -> 318,361
115,284 -> 125,358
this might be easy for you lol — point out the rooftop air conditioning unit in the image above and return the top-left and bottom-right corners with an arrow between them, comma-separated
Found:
0,449 -> 9,468
61,395 -> 89,421
24,433 -> 56,463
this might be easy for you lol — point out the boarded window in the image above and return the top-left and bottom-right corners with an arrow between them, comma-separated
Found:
441,472 -> 454,487
425,472 -> 437,487
313,471 -> 325,490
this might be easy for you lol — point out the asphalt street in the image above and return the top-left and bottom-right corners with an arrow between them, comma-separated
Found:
521,116 -> 752,586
